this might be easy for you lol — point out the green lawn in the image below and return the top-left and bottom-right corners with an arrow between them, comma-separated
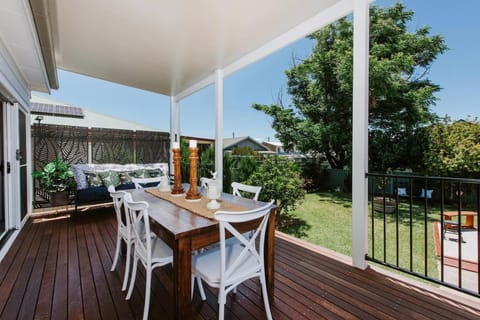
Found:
282,191 -> 456,280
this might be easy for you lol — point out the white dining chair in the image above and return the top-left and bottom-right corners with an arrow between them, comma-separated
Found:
109,189 -> 137,292
231,182 -> 262,201
132,176 -> 162,189
192,201 -> 275,320
124,198 -> 173,320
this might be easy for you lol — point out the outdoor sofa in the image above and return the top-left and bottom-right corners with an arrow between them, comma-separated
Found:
71,162 -> 169,211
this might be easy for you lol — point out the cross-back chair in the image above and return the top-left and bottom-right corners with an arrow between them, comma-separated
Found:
231,182 -> 262,201
124,198 -> 173,320
192,201 -> 275,320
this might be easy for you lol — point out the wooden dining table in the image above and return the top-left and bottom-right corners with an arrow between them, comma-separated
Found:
128,188 -> 278,319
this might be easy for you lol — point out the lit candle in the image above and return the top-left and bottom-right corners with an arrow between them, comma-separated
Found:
172,142 -> 180,149
189,140 -> 197,148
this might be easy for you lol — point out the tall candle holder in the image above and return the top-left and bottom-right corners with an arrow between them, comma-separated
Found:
171,145 -> 185,195
185,142 -> 201,201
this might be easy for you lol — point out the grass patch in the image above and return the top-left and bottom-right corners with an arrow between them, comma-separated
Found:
280,191 -> 473,280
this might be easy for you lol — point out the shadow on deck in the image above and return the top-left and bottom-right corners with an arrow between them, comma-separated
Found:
1,207 -> 480,319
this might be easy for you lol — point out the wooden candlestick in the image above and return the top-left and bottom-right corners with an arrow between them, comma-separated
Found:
185,147 -> 201,201
171,147 -> 185,195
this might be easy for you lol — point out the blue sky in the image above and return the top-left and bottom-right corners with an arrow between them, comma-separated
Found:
34,0 -> 479,141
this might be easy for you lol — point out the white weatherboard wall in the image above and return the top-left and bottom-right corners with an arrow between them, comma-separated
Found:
0,0 -> 51,262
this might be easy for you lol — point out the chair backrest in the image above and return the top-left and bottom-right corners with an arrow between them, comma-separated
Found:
109,190 -> 127,228
132,176 -> 162,189
214,201 -> 274,282
231,182 -> 262,201
124,198 -> 151,263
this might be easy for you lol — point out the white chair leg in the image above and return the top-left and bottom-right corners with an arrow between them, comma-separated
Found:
218,288 -> 226,320
110,234 -> 121,271
143,269 -> 152,320
260,273 -> 272,320
126,256 -> 138,300
122,242 -> 132,291
196,277 -> 206,301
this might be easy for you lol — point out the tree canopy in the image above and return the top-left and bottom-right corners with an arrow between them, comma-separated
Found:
253,3 -> 447,172
424,118 -> 480,178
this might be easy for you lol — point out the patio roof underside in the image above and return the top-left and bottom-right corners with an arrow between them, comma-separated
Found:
36,0 -> 353,98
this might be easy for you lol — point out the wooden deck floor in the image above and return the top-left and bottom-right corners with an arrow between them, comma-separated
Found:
1,207 -> 480,319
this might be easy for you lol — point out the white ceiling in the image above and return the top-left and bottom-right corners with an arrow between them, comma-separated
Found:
47,0 -> 349,97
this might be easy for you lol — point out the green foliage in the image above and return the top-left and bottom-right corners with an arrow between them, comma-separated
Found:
32,157 -> 75,192
233,156 -> 259,183
424,118 -> 480,178
180,138 -> 190,164
253,3 -> 447,172
223,153 -> 233,193
246,156 -> 305,215
198,145 -> 234,192
200,144 -> 215,164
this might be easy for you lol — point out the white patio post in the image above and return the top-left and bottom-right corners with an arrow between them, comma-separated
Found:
169,96 -> 180,175
352,0 -> 370,269
214,69 -> 224,192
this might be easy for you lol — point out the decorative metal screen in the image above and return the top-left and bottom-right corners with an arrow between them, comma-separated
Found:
32,124 -> 89,170
32,124 -> 170,168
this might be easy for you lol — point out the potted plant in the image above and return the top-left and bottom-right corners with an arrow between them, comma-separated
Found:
32,157 -> 75,206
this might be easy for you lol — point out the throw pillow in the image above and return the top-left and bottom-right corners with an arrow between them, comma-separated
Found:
134,169 -> 148,178
99,171 -> 121,187
118,171 -> 133,184
397,187 -> 407,197
147,169 -> 163,177
85,172 -> 103,188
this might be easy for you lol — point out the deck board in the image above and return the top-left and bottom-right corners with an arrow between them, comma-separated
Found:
1,208 -> 480,320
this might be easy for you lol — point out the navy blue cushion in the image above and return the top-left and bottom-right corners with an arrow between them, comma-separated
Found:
117,183 -> 135,190
77,186 -> 110,203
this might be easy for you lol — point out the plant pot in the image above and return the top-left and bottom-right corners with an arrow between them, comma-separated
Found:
50,191 -> 70,206
373,196 -> 396,213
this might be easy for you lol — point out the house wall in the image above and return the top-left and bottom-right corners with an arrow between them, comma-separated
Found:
0,53 -> 33,260
0,16 -> 47,259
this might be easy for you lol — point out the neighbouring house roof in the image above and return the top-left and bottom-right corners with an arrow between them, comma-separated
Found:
223,136 -> 271,153
30,94 -> 165,132
262,141 -> 283,152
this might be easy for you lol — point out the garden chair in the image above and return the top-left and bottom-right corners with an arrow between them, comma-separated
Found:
132,176 -> 162,189
231,182 -> 261,201
124,198 -> 173,320
192,201 -> 275,320
109,189 -> 136,291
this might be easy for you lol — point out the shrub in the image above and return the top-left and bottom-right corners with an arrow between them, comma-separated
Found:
246,156 -> 305,215
233,156 -> 259,183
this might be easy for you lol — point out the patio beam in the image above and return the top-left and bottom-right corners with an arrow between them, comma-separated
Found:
352,0 -> 369,269
175,0 -> 354,102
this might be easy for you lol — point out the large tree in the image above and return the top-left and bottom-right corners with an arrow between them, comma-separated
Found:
424,118 -> 480,178
253,3 -> 447,171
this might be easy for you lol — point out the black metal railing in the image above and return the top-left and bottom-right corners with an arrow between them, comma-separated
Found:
366,172 -> 480,297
